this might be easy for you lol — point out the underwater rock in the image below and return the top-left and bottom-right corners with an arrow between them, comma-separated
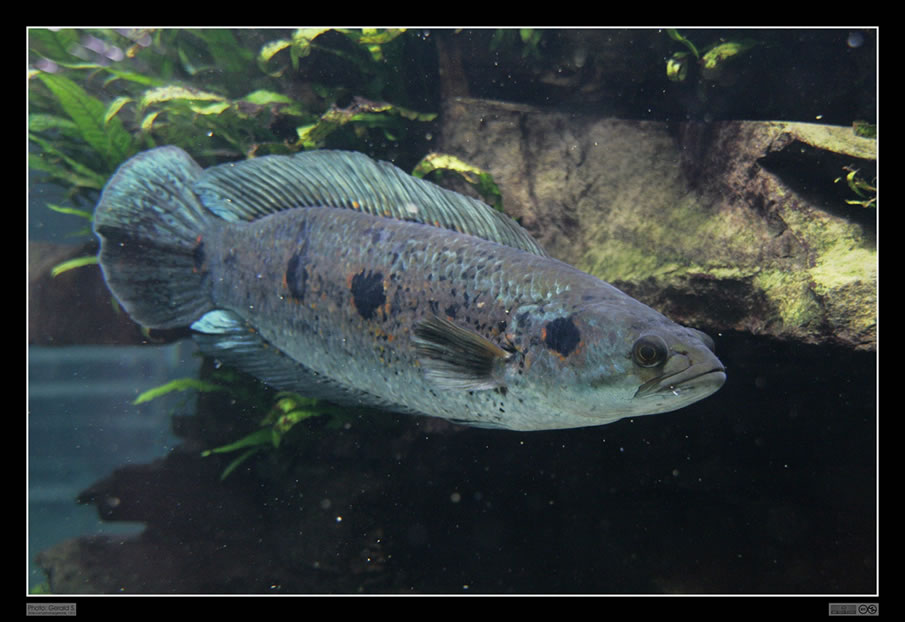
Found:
439,98 -> 876,350
36,442 -> 399,594
29,241 -> 137,345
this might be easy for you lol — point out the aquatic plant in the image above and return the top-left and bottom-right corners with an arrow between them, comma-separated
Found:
258,28 -> 407,77
29,28 -> 506,460
665,29 -> 699,82
489,28 -> 545,60
200,392 -> 351,480
130,366 -> 349,480
28,28 -> 444,276
30,30 -> 429,190
42,203 -> 98,275
412,152 -> 504,211
132,377 -> 229,405
664,29 -> 759,83
835,165 -> 877,209
852,120 -> 877,139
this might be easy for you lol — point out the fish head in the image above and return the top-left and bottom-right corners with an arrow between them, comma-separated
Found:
514,303 -> 726,427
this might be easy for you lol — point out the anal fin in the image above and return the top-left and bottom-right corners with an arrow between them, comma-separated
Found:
191,310 -> 397,410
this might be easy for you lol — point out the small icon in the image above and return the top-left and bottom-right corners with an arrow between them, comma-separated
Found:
829,603 -> 878,616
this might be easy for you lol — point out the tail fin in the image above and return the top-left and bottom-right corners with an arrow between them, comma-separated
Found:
93,146 -> 214,329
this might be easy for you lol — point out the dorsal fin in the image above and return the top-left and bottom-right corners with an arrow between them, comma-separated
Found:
193,150 -> 547,256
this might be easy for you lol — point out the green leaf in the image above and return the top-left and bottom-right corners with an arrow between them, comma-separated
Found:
28,113 -> 78,135
349,27 -> 406,61
186,29 -> 252,75
190,101 -> 231,115
700,40 -> 759,80
28,134 -> 109,189
356,28 -> 406,46
257,39 -> 292,75
391,105 -> 437,122
33,72 -> 131,168
28,155 -> 102,190
217,447 -> 262,480
133,378 -> 228,405
666,52 -> 690,82
666,29 -> 700,59
104,96 -> 133,124
412,153 -> 504,212
290,28 -> 333,61
265,391 -> 338,445
52,61 -> 164,87
294,98 -> 435,150
242,90 -> 293,105
139,110 -> 161,132
46,203 -> 93,220
95,66 -> 164,87
139,85 -> 226,109
28,28 -> 81,63
50,255 -> 97,277
201,428 -> 272,456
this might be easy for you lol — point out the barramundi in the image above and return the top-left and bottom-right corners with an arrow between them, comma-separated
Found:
93,146 -> 725,431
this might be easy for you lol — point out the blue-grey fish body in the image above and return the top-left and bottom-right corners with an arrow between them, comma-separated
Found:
93,146 -> 725,431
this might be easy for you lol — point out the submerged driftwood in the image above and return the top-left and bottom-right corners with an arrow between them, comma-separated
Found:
439,98 -> 877,350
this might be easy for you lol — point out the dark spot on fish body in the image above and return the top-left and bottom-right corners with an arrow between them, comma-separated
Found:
285,253 -> 308,301
350,269 -> 386,320
192,237 -> 206,274
543,316 -> 581,358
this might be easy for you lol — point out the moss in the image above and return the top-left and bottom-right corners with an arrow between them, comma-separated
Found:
809,240 -> 876,293
808,242 -> 877,343
579,238 -> 665,283
577,188 -> 766,286
577,193 -> 874,340
752,269 -> 823,332
778,198 -> 876,287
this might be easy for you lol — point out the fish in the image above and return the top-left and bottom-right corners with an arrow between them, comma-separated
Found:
93,146 -> 726,431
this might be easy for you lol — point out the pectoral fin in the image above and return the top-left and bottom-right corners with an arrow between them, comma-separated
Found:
413,315 -> 510,391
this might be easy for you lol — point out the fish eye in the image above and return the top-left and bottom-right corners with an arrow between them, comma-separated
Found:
632,334 -> 669,368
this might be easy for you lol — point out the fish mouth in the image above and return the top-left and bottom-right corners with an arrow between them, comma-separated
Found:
633,365 -> 727,399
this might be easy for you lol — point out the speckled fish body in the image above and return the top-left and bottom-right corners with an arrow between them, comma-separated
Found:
94,146 -> 725,431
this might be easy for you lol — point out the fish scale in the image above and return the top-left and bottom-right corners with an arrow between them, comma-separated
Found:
203,209 -> 533,424
93,146 -> 725,430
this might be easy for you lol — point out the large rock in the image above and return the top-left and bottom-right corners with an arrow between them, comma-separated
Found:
439,98 -> 877,350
